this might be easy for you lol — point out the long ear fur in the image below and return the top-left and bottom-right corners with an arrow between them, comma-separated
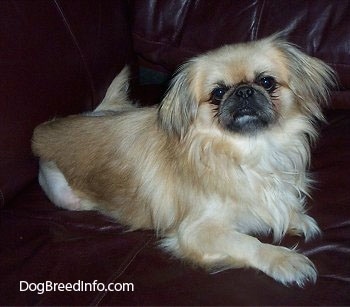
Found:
158,62 -> 198,138
272,36 -> 337,121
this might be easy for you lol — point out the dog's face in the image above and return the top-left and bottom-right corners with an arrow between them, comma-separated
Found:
159,34 -> 336,138
209,69 -> 279,134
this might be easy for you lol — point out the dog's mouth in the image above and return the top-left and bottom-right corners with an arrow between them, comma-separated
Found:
218,87 -> 276,134
233,107 -> 259,120
225,107 -> 270,133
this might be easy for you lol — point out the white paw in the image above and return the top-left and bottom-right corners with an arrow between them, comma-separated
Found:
259,245 -> 317,287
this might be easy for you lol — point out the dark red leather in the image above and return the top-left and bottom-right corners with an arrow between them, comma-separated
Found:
0,0 -> 133,207
132,0 -> 350,108
1,0 -> 349,305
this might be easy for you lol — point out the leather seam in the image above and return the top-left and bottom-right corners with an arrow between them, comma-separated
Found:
254,0 -> 266,39
51,0 -> 96,110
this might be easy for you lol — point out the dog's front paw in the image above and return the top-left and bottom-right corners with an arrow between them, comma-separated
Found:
288,213 -> 321,242
259,245 -> 317,287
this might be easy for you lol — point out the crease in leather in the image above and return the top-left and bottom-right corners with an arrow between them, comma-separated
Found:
1,208 -> 125,234
303,243 -> 350,256
323,220 -> 350,230
170,0 -> 192,46
320,274 -> 350,282
0,189 -> 4,207
89,235 -> 154,306
253,0 -> 265,39
52,0 -> 96,109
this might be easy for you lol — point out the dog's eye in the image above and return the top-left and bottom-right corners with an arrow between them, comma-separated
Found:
211,87 -> 228,103
259,76 -> 276,92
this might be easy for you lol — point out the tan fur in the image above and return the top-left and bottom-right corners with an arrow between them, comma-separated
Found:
32,34 -> 336,287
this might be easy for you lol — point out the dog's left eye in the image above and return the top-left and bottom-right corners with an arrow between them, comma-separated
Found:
258,76 -> 276,92
211,87 -> 228,104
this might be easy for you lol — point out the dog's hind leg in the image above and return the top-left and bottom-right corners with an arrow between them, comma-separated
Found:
38,160 -> 91,211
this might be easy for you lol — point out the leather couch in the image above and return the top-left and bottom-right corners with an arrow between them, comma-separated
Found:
1,0 -> 349,305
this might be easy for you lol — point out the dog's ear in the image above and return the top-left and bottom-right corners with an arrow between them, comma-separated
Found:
273,37 -> 337,121
95,66 -> 131,112
158,62 -> 198,139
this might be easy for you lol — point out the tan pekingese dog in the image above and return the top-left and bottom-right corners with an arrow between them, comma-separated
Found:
32,34 -> 336,287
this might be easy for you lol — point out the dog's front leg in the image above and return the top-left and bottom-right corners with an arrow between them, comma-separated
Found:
162,220 -> 317,287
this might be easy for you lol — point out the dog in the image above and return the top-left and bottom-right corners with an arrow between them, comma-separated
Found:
32,33 -> 336,287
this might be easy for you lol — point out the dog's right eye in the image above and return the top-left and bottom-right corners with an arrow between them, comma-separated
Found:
211,87 -> 228,104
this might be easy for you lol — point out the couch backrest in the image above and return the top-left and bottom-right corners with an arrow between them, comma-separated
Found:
0,0 -> 134,206
131,0 -> 350,108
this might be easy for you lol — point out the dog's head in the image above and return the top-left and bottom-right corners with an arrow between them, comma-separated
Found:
158,34 -> 336,139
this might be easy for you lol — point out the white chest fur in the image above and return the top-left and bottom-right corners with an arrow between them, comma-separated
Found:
183,127 -> 312,241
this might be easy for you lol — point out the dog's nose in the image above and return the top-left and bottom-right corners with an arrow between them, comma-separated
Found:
235,86 -> 254,99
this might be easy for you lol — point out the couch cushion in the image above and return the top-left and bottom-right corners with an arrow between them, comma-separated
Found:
1,109 -> 349,305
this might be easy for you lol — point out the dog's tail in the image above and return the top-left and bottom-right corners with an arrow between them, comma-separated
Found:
94,66 -> 133,112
